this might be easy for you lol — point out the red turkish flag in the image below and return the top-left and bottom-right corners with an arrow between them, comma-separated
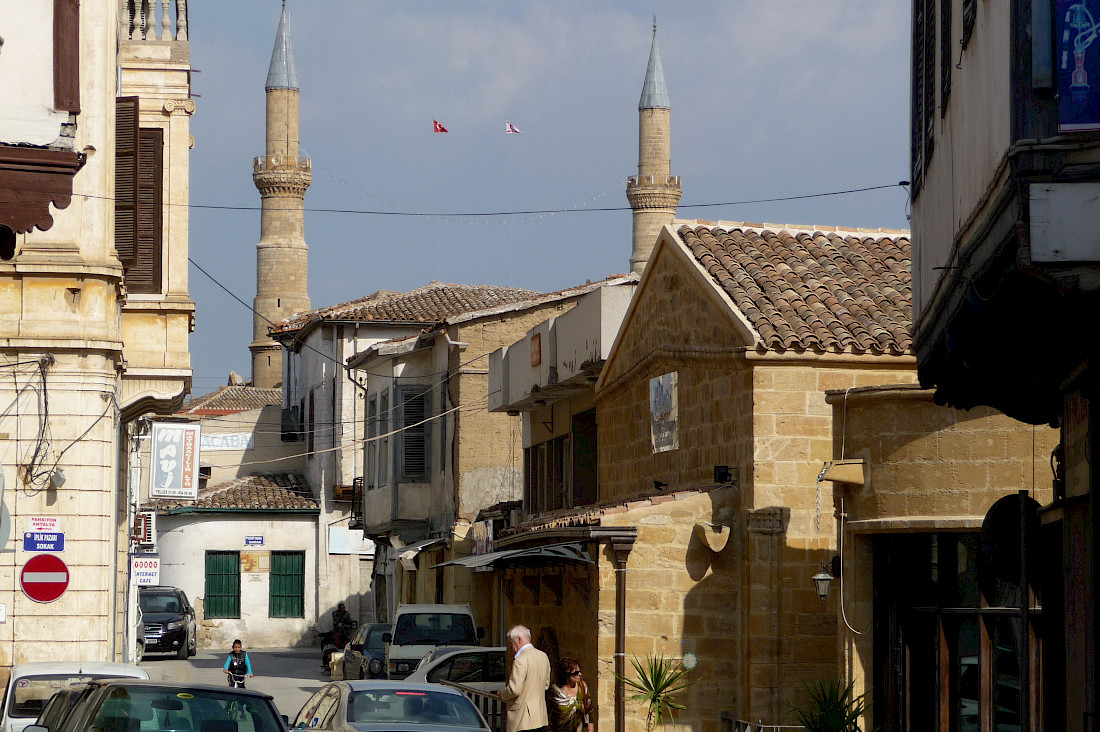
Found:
433,119 -> 448,133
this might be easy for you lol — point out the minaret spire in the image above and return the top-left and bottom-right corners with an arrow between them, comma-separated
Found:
251,1 -> 311,388
626,19 -> 680,275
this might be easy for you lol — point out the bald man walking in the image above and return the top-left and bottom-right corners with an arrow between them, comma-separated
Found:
499,624 -> 551,732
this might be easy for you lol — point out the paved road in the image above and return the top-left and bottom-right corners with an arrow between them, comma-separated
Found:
140,648 -> 328,720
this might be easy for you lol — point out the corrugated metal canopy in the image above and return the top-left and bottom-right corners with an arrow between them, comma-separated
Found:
432,541 -> 592,569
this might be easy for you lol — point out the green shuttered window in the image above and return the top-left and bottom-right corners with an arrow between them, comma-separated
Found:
205,551 -> 241,618
270,551 -> 305,618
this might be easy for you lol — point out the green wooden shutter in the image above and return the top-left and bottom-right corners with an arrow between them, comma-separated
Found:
205,551 -> 241,618
270,551 -> 305,618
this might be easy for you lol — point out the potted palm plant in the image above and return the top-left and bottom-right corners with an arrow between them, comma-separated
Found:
790,679 -> 868,732
616,655 -> 695,732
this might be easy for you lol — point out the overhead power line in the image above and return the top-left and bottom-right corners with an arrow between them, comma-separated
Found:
77,183 -> 907,219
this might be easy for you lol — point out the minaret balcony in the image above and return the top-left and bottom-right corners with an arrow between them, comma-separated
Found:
120,0 -> 188,46
627,174 -> 681,190
627,175 -> 682,210
254,155 -> 312,174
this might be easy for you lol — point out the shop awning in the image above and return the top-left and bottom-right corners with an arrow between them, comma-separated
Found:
391,537 -> 446,570
432,541 -> 592,570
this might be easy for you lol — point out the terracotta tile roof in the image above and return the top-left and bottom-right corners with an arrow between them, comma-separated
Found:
179,386 -> 282,416
676,221 -> 912,355
270,282 -> 542,335
156,472 -> 317,513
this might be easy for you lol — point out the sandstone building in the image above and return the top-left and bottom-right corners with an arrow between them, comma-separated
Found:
0,1 -> 194,665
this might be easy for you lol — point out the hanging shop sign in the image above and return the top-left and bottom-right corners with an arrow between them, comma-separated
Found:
149,422 -> 201,499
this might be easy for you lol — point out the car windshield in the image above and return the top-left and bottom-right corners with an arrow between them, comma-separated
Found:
364,629 -> 387,653
140,593 -> 181,614
8,675 -> 127,720
347,690 -> 484,729
391,614 -> 477,646
90,686 -> 282,732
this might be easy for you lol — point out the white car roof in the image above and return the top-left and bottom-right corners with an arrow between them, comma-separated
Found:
9,662 -> 148,678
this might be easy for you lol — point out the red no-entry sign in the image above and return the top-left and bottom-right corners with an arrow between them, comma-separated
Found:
21,554 -> 69,603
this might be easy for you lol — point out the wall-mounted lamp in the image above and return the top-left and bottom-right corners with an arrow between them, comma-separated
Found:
653,480 -> 667,492
812,565 -> 833,601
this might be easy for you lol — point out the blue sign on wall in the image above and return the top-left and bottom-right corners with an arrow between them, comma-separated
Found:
244,536 -> 264,546
23,532 -> 64,552
1058,1 -> 1100,130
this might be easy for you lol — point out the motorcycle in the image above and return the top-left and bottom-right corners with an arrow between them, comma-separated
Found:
316,628 -> 338,675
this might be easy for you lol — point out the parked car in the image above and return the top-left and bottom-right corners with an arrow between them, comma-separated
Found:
291,680 -> 489,732
385,605 -> 483,680
33,684 -> 91,732
24,679 -> 285,732
342,624 -> 389,680
139,585 -> 198,659
405,647 -> 507,694
1,662 -> 147,732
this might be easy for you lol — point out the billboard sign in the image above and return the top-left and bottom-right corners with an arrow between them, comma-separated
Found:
149,423 -> 201,499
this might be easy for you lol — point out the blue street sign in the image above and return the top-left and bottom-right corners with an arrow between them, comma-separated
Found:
23,532 -> 64,552
244,536 -> 264,546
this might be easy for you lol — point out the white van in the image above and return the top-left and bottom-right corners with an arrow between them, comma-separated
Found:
384,604 -> 483,679
1,662 -> 148,732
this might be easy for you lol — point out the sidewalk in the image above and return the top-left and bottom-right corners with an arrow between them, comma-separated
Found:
141,647 -> 326,718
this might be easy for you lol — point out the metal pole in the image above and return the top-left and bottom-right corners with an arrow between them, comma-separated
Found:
611,538 -> 635,732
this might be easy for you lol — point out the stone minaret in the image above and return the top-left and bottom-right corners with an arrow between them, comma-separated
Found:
626,20 -> 681,275
251,0 -> 311,388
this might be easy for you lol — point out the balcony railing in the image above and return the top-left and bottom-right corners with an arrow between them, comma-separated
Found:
444,683 -> 504,732
121,0 -> 188,42
254,155 -> 312,173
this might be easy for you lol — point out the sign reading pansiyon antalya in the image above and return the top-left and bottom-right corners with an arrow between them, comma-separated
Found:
149,422 -> 201,499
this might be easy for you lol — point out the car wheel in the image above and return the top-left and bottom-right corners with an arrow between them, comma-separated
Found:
135,641 -> 144,665
188,635 -> 197,657
176,634 -> 190,660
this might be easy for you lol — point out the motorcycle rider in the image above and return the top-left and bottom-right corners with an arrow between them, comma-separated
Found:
223,639 -> 253,687
331,602 -> 354,647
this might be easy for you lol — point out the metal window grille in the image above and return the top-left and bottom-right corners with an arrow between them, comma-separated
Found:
204,550 -> 240,618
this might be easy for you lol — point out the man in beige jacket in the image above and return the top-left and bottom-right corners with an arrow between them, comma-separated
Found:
499,624 -> 551,732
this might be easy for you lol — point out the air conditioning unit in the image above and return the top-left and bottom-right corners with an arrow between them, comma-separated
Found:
133,511 -> 156,546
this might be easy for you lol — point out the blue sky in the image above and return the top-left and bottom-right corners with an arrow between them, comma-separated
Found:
185,1 -> 911,394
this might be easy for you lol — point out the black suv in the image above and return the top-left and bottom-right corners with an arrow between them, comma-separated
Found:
139,585 -> 197,659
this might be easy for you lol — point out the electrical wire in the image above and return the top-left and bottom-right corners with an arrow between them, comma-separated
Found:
76,182 -> 906,218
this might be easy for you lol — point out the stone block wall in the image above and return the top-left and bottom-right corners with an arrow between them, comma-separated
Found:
451,304 -> 581,520
598,489 -> 741,732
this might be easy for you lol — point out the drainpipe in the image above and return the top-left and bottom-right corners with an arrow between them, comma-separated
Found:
610,537 -> 636,732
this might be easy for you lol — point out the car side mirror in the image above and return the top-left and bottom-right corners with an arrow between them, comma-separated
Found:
351,643 -> 363,652
382,632 -> 392,643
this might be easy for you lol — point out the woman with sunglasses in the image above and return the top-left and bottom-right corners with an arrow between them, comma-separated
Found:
548,657 -> 595,732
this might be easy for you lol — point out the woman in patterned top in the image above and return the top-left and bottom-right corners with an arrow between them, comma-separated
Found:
548,657 -> 594,732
